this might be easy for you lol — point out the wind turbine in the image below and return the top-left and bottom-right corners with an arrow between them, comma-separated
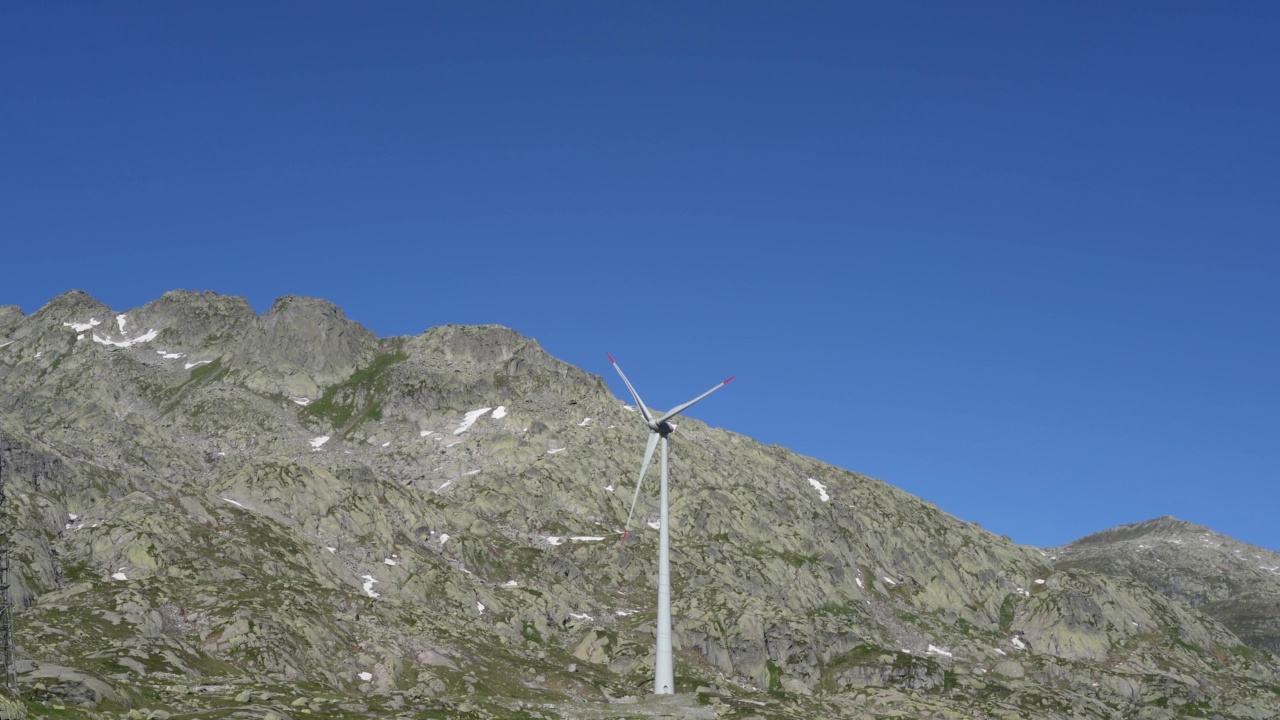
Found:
608,353 -> 733,695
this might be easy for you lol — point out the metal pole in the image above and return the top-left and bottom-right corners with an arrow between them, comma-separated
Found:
654,434 -> 673,694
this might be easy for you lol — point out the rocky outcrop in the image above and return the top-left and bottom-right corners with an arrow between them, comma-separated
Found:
130,289 -> 256,357
228,295 -> 379,397
19,664 -> 122,708
1052,516 -> 1280,654
0,305 -> 22,339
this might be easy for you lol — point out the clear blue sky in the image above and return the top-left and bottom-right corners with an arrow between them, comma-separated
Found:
4,3 -> 1277,550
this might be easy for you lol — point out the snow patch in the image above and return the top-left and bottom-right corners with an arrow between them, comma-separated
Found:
454,407 -> 492,435
503,580 -> 518,587
309,436 -> 330,449
926,645 -> 953,657
547,447 -> 566,454
647,521 -> 660,530
68,513 -> 78,521
438,534 -> 451,545
291,397 -> 311,406
855,577 -> 863,588
325,547 -> 336,554
1034,579 -> 1045,585
383,558 -> 399,566
570,612 -> 594,621
882,576 -> 898,585
63,319 -> 101,332
116,314 -> 127,333
605,484 -> 614,492
577,417 -> 591,426
185,360 -> 212,370
808,478 -> 830,502
419,430 -> 433,437
361,575 -> 380,598
622,404 -> 636,412
222,497 -> 245,508
546,537 -> 564,546
477,602 -> 485,614
162,352 -> 185,359
111,572 -> 128,581
571,536 -> 605,542
1010,636 -> 1026,650
358,671 -> 373,682
492,405 -> 507,419
465,469 -> 481,475
93,328 -> 159,348
381,441 -> 391,448
614,609 -> 636,617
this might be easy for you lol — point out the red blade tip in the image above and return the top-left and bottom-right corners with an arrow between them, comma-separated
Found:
607,353 -> 615,363
620,529 -> 628,546
724,376 -> 736,384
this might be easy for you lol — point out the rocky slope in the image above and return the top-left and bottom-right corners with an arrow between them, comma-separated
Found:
0,289 -> 1277,719
1052,516 -> 1280,656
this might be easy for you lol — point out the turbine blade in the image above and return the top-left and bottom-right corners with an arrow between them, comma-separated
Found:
608,353 -> 655,424
622,432 -> 660,545
659,376 -> 734,423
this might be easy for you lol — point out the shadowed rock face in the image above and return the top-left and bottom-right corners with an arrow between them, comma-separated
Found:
1,289 -> 1279,719
1051,516 -> 1280,654
0,305 -> 22,338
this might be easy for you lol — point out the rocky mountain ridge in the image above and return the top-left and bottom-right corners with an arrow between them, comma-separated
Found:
0,289 -> 1277,719
1051,515 -> 1280,656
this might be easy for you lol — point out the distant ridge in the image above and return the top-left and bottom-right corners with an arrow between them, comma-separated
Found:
1053,516 -> 1280,654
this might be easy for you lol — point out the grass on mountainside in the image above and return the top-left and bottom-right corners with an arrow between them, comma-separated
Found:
998,593 -> 1018,632
153,356 -> 226,415
301,350 -> 407,432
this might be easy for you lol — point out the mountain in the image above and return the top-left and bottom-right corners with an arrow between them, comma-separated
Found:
1051,516 -> 1280,656
0,289 -> 1278,719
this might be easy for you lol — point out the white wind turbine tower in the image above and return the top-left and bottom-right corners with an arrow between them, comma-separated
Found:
609,353 -> 733,695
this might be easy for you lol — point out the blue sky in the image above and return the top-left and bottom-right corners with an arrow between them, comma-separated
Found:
4,2 -> 1277,550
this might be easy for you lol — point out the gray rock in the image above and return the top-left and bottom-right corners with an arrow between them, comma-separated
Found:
21,664 -> 122,707
1051,516 -> 1280,654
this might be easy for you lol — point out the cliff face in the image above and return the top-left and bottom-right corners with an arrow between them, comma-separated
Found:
1,289 -> 1278,719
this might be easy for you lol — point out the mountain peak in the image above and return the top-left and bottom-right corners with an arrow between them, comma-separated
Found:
1054,515 -> 1280,654
31,288 -> 113,322
265,294 -> 345,316
230,294 -> 379,397
1063,516 -> 1215,549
